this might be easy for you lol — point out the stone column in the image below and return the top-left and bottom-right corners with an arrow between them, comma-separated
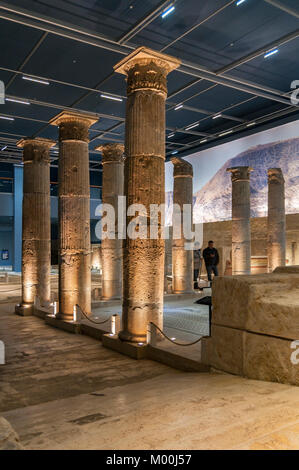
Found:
15,138 -> 55,316
95,143 -> 124,299
114,47 -> 181,342
267,168 -> 286,272
227,166 -> 253,276
50,111 -> 98,320
171,157 -> 193,294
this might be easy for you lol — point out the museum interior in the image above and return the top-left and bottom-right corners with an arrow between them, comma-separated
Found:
0,0 -> 299,451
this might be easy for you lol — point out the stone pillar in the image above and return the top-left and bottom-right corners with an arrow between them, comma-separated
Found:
114,47 -> 181,342
15,138 -> 55,316
50,111 -> 98,320
171,157 -> 193,294
227,166 -> 253,276
95,143 -> 124,299
267,168 -> 286,272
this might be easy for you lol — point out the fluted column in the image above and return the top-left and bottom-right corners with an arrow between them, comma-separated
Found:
227,166 -> 253,276
50,111 -> 97,320
15,138 -> 54,316
171,157 -> 193,293
96,143 -> 124,299
267,168 -> 286,272
114,47 -> 181,342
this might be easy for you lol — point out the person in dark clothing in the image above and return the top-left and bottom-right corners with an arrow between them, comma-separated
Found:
203,240 -> 219,282
193,241 -> 202,289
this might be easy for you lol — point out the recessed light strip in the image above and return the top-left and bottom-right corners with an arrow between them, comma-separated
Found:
6,98 -> 30,105
174,104 -> 183,111
161,5 -> 175,18
185,123 -> 199,131
22,76 -> 50,85
0,116 -> 14,121
100,94 -> 123,102
264,49 -> 279,59
219,130 -> 233,137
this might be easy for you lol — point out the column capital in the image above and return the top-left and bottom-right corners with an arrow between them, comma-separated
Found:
227,166 -> 253,182
171,157 -> 193,177
114,47 -> 181,96
49,110 -> 98,142
17,137 -> 56,149
17,138 -> 56,163
95,143 -> 124,163
268,167 -> 284,184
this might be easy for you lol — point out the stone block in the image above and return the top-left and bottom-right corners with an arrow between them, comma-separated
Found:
212,273 -> 299,339
0,417 -> 23,450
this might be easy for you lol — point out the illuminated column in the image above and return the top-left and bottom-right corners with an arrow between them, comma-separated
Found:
171,157 -> 193,293
15,138 -> 55,316
227,166 -> 253,276
50,111 -> 97,320
267,168 -> 286,272
96,143 -> 124,299
114,47 -> 181,342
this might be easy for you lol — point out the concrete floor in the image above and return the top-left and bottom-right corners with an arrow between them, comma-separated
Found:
1,302 -> 299,449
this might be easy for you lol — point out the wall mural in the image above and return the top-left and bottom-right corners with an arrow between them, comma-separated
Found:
165,119 -> 299,224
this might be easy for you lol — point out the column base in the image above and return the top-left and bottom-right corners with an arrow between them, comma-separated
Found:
55,312 -> 74,322
118,329 -> 147,344
15,303 -> 34,316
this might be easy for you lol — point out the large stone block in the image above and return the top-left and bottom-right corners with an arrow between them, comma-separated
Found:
0,417 -> 23,450
202,327 -> 299,386
212,273 -> 299,339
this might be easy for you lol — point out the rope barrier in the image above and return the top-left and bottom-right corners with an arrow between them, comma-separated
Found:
150,322 -> 209,347
75,304 -> 112,325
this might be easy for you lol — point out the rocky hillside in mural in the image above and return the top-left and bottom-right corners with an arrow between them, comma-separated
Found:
164,137 -> 299,225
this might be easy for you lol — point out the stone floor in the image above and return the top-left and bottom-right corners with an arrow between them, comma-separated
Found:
2,302 -> 299,449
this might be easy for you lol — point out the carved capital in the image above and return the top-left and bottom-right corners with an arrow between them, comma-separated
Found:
49,111 -> 98,142
96,143 -> 125,163
172,157 -> 193,177
17,138 -> 55,164
227,166 -> 253,182
114,47 -> 181,96
268,168 -> 284,184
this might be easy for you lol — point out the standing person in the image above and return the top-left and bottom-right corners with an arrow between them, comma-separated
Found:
203,240 -> 219,283
193,242 -> 202,289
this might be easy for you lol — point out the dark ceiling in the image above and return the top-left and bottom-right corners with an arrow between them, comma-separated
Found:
0,0 -> 298,171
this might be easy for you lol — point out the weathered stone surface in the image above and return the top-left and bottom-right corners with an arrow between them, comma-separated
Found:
114,47 -> 180,342
50,111 -> 98,320
171,157 -> 193,294
0,417 -> 23,450
227,166 -> 253,275
16,138 -> 55,313
212,273 -> 299,339
201,325 -> 244,376
268,168 -> 286,272
202,326 -> 299,386
274,265 -> 299,274
96,144 -> 124,300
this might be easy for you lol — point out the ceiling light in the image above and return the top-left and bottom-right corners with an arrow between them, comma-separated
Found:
246,122 -> 256,127
219,130 -> 233,137
200,139 -> 207,144
161,5 -> 175,18
264,49 -> 279,59
6,98 -> 30,105
1,146 -> 7,151
100,94 -> 123,102
168,133 -> 175,138
212,114 -> 222,119
185,123 -> 199,131
22,76 -> 50,85
174,104 -> 183,111
171,150 -> 178,155
0,116 -> 14,121
236,0 -> 246,5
